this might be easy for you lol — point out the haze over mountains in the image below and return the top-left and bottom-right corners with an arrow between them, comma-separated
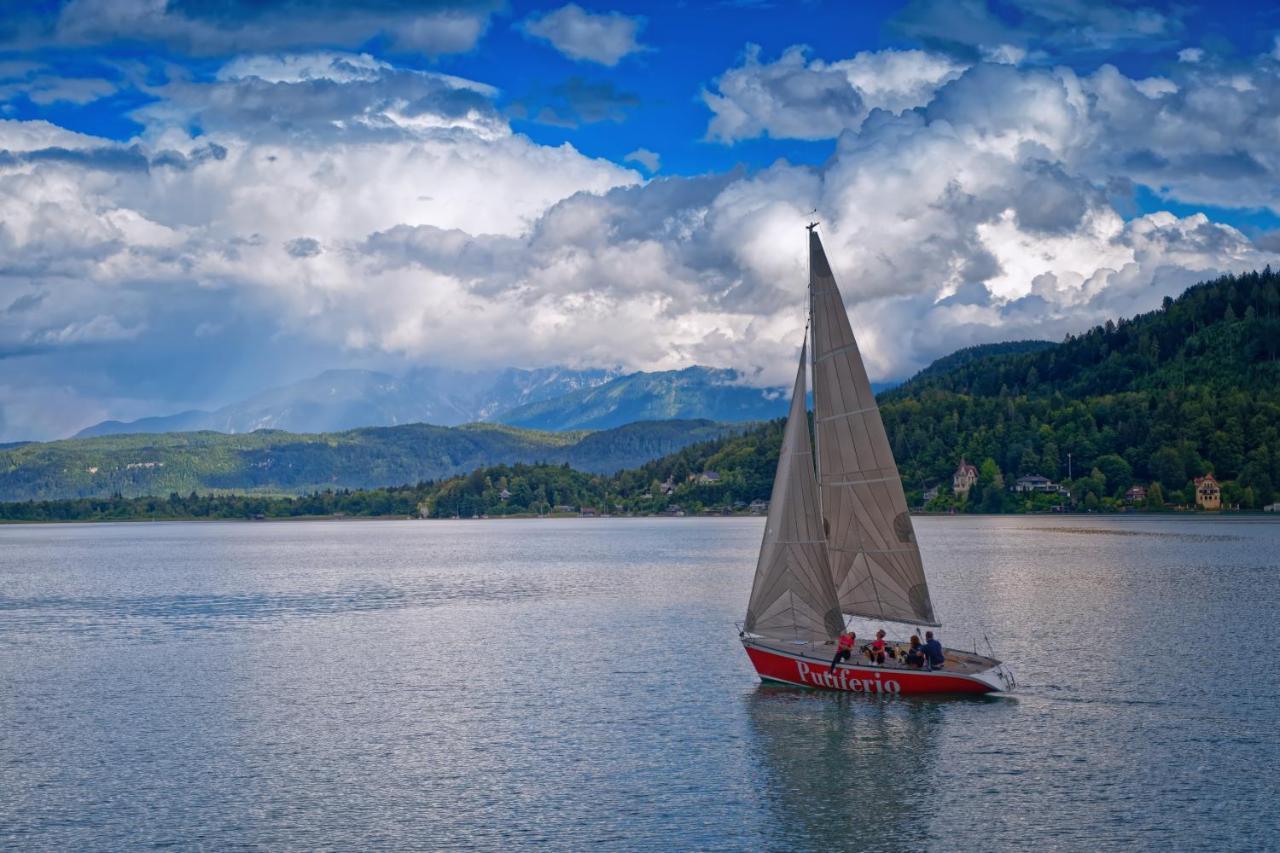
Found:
75,365 -> 794,437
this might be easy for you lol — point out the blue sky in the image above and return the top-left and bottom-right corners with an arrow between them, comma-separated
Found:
2,0 -> 1280,440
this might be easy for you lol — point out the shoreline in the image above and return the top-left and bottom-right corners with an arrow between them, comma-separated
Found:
4,510 -> 1278,526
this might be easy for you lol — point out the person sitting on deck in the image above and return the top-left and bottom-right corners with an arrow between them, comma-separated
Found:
865,629 -> 888,665
904,635 -> 925,668
829,630 -> 856,673
923,631 -> 945,670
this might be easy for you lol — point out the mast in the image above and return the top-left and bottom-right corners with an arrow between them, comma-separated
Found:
807,221 -> 823,570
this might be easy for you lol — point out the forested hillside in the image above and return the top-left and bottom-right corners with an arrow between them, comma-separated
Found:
424,268 -> 1280,515
881,267 -> 1280,509
0,420 -> 736,501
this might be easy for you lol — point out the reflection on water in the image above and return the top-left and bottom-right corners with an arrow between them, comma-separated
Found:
745,689 -> 947,851
1,516 -> 1277,850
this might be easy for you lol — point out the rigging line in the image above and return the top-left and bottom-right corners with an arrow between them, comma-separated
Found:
823,475 -> 901,486
813,342 -> 863,363
816,404 -> 879,423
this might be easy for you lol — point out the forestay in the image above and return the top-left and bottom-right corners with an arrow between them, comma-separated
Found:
808,230 -> 938,626
744,342 -> 845,643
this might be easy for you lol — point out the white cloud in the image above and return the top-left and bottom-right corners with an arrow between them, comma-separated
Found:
980,44 -> 1027,65
0,53 -> 642,438
0,63 -> 117,105
1178,47 -> 1205,63
3,45 -> 1280,441
624,148 -> 660,172
704,45 -> 965,142
522,4 -> 646,66
1133,76 -> 1177,98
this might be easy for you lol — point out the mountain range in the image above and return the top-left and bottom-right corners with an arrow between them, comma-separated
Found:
420,267 -> 1280,516
1,420 -> 740,502
20,268 -> 1279,510
75,365 -> 793,437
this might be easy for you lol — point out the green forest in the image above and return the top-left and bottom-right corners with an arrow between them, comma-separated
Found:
5,267 -> 1280,522
881,265 -> 1280,511
0,419 -> 735,502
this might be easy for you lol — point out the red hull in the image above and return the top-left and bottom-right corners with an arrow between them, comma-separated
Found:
743,640 -> 1005,695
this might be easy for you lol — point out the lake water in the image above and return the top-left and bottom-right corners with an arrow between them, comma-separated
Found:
1,516 -> 1277,851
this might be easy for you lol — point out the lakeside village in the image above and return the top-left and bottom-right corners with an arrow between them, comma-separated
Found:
7,455 -> 1278,524
431,459 -> 1278,520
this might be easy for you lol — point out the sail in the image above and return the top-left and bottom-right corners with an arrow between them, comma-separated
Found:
808,230 -> 938,626
744,341 -> 845,643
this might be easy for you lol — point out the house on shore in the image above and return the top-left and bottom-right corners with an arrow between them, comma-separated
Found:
697,471 -> 722,484
1194,474 -> 1221,510
748,499 -> 769,514
953,459 -> 978,496
1011,474 -> 1067,494
1124,485 -> 1148,504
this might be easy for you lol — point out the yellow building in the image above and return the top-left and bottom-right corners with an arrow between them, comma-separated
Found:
1194,473 -> 1221,510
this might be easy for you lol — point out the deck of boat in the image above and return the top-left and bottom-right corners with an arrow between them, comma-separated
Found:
745,636 -> 1000,675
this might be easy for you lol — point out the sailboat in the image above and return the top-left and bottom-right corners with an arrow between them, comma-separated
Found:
739,226 -> 1014,695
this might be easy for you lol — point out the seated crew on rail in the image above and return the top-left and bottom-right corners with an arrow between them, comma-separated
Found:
864,629 -> 888,665
828,630 -> 856,674
922,631 -> 945,670
904,635 -> 926,669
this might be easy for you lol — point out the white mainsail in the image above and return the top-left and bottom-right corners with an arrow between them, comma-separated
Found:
744,341 -> 845,643
808,229 -> 938,626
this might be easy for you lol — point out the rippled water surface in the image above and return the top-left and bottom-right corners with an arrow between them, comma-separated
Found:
2,516 -> 1277,851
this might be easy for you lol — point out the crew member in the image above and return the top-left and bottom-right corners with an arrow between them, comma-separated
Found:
905,635 -> 926,668
829,630 -> 856,673
866,629 -> 888,665
923,631 -> 945,670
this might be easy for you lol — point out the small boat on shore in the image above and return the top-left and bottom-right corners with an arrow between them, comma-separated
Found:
740,226 -> 1014,695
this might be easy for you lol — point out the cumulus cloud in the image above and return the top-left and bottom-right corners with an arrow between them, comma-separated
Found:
10,0 -> 501,56
1178,47 -> 1205,63
0,63 -> 116,105
708,47 -> 1280,215
0,52 -> 641,438
703,45 -> 965,141
147,53 -> 508,143
522,4 -> 646,66
625,148 -> 660,172
3,41 -> 1280,441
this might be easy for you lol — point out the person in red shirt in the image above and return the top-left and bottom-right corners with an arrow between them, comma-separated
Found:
866,629 -> 888,665
828,630 -> 856,673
